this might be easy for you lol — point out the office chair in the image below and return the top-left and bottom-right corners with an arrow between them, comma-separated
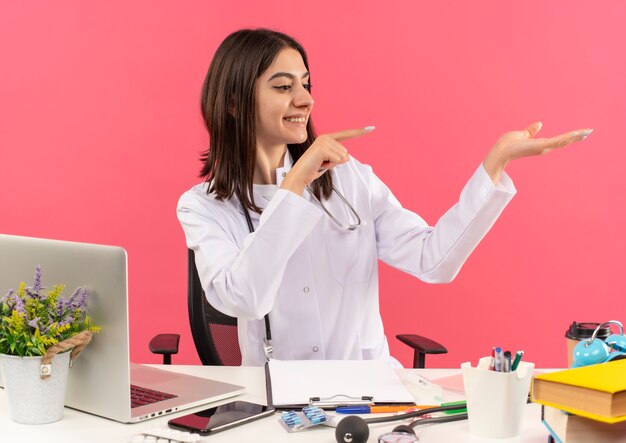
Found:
150,249 -> 447,367
150,249 -> 242,366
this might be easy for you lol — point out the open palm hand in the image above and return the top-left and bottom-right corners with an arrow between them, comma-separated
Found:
495,121 -> 591,161
484,121 -> 592,183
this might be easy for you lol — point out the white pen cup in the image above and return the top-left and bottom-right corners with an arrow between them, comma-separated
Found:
461,356 -> 535,439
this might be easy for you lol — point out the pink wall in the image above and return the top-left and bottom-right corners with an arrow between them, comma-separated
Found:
2,1 -> 625,368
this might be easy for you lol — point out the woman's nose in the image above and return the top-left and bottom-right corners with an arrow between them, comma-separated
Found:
293,85 -> 314,108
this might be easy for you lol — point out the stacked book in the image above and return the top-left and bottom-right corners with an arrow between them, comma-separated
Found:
531,358 -> 626,442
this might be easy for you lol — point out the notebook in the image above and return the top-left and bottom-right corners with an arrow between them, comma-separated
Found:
0,234 -> 244,423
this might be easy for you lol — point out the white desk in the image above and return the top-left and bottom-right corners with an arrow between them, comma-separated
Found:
0,365 -> 550,443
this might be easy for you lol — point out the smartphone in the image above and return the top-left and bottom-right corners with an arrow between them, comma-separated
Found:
168,401 -> 275,435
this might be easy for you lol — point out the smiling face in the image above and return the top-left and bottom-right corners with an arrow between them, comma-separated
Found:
254,48 -> 314,152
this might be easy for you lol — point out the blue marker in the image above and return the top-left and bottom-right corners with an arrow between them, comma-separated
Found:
335,406 -> 372,414
494,347 -> 503,372
336,405 -> 424,414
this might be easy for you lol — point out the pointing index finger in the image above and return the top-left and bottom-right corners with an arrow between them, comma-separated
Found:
326,126 -> 375,142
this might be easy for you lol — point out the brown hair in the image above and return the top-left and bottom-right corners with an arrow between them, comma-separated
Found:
199,28 -> 332,214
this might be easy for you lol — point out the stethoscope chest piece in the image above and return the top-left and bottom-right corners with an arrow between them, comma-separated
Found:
377,425 -> 419,443
335,416 -> 369,443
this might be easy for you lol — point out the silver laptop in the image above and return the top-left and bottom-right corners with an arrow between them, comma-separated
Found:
0,234 -> 244,423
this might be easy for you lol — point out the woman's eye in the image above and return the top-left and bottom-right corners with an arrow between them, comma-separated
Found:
274,85 -> 291,91
303,83 -> 311,91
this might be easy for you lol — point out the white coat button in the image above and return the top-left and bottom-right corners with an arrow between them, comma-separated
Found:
312,346 -> 319,352
303,287 -> 310,293
282,172 -> 286,177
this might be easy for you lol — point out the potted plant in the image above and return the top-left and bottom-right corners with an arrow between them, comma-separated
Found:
0,265 -> 100,424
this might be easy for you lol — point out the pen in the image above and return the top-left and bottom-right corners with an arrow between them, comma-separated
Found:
503,350 -> 512,372
511,350 -> 524,371
335,405 -> 436,414
441,401 -> 467,414
494,347 -> 503,372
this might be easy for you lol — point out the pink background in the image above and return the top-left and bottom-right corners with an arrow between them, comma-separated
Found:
1,1 -> 625,368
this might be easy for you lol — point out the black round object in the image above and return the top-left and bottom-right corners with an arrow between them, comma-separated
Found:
335,415 -> 370,443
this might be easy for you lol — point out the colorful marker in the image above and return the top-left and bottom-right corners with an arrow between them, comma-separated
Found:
441,401 -> 468,414
511,350 -> 524,371
335,405 -> 437,414
494,347 -> 503,372
503,350 -> 512,372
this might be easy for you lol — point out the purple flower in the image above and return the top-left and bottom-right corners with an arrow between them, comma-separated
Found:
1,289 -> 14,303
56,287 -> 87,325
56,297 -> 68,317
69,287 -> 88,310
33,265 -> 42,292
25,265 -> 45,299
2,291 -> 26,315
13,293 -> 26,315
27,317 -> 40,330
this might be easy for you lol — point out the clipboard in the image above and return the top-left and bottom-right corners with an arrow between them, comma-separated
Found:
265,359 -> 416,410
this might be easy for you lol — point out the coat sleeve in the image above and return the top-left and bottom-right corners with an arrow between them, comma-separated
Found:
177,188 -> 323,319
369,163 -> 516,283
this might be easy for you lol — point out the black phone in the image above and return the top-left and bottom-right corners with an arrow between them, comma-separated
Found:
167,401 -> 275,435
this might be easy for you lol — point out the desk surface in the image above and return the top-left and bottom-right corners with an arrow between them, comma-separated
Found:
0,365 -> 551,443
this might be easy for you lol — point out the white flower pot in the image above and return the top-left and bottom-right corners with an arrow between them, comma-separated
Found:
0,350 -> 70,424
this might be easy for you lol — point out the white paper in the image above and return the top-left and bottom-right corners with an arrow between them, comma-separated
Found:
267,359 -> 415,406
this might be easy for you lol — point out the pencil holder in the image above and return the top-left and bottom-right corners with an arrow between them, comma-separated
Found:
461,356 -> 535,439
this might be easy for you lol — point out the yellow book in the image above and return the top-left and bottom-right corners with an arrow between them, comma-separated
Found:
531,359 -> 626,424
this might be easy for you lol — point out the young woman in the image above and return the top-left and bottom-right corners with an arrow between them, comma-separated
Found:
178,29 -> 591,366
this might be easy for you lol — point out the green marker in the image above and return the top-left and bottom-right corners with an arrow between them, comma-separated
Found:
441,400 -> 467,414
511,350 -> 524,371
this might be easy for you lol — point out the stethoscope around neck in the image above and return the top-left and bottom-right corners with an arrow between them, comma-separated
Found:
242,184 -> 365,360
305,185 -> 364,231
242,206 -> 274,360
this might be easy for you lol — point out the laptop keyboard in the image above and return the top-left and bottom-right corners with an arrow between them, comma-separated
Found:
130,384 -> 178,408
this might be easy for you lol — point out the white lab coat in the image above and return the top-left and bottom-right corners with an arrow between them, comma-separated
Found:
177,155 -> 516,366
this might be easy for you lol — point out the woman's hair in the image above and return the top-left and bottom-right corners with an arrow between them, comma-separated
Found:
200,28 -> 332,214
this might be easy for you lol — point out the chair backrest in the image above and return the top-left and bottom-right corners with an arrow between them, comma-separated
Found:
187,249 -> 242,366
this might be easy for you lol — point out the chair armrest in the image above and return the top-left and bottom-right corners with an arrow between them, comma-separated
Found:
149,334 -> 180,365
396,334 -> 447,368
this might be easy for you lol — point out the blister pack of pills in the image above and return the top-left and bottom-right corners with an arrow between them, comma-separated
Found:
279,405 -> 328,432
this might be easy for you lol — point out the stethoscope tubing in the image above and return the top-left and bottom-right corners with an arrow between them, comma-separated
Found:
364,403 -> 468,425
